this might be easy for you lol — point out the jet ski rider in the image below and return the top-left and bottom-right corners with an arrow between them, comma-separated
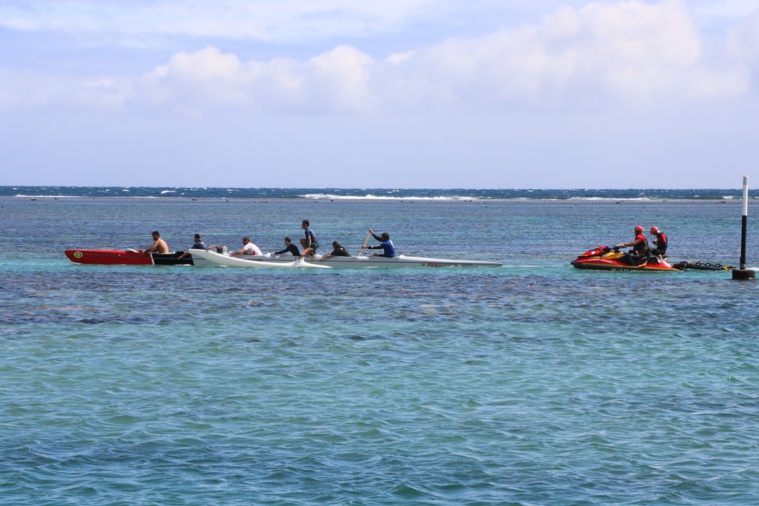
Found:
649,226 -> 668,257
615,226 -> 650,266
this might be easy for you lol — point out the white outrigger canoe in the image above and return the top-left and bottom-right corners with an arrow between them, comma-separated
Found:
189,249 -> 331,268
189,249 -> 502,269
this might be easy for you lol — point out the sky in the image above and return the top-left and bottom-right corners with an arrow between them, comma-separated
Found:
1,0 -> 758,189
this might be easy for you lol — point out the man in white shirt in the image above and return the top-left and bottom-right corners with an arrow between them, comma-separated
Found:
230,236 -> 263,257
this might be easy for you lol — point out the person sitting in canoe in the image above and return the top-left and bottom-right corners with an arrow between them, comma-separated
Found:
300,220 -> 319,257
320,241 -> 351,261
365,229 -> 396,258
229,236 -> 263,257
649,226 -> 668,257
273,237 -> 300,256
144,230 -> 169,255
177,233 -> 206,259
615,226 -> 649,265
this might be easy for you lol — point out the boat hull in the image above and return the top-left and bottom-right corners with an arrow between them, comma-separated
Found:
190,250 -> 503,268
65,249 -> 193,266
188,249 -> 331,268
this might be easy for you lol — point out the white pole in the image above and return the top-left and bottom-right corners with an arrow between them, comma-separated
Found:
739,173 -> 750,273
733,173 -> 753,279
743,174 -> 749,217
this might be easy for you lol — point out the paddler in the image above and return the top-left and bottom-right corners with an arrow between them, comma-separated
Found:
273,237 -> 300,256
300,220 -> 319,257
144,230 -> 169,255
365,229 -> 396,258
320,241 -> 351,260
229,236 -> 263,257
177,233 -> 206,259
615,225 -> 649,265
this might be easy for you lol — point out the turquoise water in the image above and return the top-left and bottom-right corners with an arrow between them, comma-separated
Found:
3,197 -> 759,504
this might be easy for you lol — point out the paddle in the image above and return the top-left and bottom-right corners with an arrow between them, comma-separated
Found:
359,231 -> 371,255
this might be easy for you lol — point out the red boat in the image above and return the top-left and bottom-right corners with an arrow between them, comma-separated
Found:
65,249 -> 193,266
571,246 -> 679,272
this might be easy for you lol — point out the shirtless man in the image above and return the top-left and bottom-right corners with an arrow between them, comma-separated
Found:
144,231 -> 169,254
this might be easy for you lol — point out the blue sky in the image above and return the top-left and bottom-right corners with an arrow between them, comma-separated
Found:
1,0 -> 758,188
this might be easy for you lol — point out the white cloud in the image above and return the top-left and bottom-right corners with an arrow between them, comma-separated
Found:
4,0 -> 758,45
0,70 -> 132,112
130,45 -> 373,115
125,1 -> 749,115
2,1 -> 755,116
689,0 -> 759,21
726,8 -> 759,92
0,0 -> 435,42
379,0 -> 750,111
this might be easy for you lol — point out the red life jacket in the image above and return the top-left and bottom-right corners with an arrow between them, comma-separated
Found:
655,233 -> 668,252
633,233 -> 649,253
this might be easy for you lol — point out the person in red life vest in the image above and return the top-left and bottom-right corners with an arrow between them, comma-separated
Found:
615,225 -> 650,265
649,226 -> 668,257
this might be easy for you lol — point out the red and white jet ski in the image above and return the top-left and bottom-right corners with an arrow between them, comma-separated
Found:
571,246 -> 679,272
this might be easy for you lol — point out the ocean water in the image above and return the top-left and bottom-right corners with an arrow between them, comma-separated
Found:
2,185 -> 757,200
2,193 -> 759,505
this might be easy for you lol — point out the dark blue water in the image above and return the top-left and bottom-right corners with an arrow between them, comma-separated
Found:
2,185 -> 756,200
2,192 -> 759,505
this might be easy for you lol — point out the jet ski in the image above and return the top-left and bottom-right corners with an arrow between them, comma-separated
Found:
571,245 -> 680,271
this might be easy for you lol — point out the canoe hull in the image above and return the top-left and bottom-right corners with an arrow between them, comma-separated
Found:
65,249 -> 193,266
190,250 -> 503,268
189,249 -> 331,268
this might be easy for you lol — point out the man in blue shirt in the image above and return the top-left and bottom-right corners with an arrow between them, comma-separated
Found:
300,220 -> 319,257
177,234 -> 206,259
366,229 -> 396,257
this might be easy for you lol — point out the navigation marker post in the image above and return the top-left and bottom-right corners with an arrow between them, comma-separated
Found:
732,173 -> 755,280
